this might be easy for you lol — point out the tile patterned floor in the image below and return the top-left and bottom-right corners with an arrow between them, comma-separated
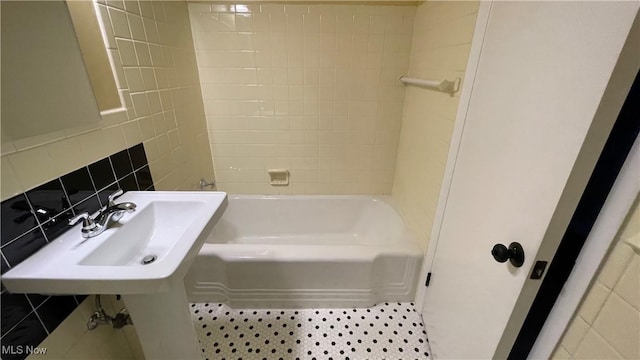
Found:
191,302 -> 431,360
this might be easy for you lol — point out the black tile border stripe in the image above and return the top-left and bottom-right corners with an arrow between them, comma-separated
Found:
0,143 -> 154,360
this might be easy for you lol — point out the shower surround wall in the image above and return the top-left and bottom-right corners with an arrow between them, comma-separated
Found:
392,1 -> 479,250
189,3 -> 416,194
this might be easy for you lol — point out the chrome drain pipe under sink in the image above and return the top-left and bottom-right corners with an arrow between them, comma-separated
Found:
86,295 -> 133,330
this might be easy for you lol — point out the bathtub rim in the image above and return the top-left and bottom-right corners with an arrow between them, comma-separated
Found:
206,194 -> 420,248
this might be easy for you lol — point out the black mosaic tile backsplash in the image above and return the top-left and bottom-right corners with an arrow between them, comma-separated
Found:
0,143 -> 153,360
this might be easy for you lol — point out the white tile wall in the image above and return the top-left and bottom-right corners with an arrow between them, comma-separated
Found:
391,1 -> 479,251
189,3 -> 416,194
555,200 -> 640,359
94,0 -> 215,192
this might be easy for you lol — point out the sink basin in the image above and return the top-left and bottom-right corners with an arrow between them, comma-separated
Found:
80,200 -> 205,267
2,191 -> 227,294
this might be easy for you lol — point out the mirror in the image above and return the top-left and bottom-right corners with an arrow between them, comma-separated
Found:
1,0 -> 121,150
66,0 -> 121,112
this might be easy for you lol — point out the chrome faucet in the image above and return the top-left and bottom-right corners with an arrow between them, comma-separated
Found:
69,190 -> 137,238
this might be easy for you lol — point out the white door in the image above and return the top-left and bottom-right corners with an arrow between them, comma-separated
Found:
421,2 -> 639,359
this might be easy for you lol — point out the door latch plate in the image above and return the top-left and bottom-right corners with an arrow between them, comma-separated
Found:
530,260 -> 548,280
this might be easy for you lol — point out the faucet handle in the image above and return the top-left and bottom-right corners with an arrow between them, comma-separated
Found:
69,212 -> 97,230
108,189 -> 124,206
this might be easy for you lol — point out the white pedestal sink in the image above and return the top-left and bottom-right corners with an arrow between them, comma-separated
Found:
3,191 -> 228,360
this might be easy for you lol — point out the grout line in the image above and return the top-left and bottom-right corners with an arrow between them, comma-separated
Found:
132,171 -> 141,190
31,303 -> 52,336
99,180 -> 120,194
19,295 -> 51,336
26,295 -> 50,312
20,194 -> 50,244
617,295 -> 640,316
1,251 -> 11,270
0,225 -> 40,251
57,178 -> 75,218
582,281 -> 613,326
107,156 -> 120,186
0,307 -> 36,340
114,177 -> 123,192
96,187 -> 110,209
588,326 -> 625,358
23,191 -> 45,225
74,195 -> 101,218
123,149 -> 136,177
67,192 -> 100,212
85,165 -> 101,205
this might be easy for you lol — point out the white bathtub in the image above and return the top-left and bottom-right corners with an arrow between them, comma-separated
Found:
185,195 -> 423,308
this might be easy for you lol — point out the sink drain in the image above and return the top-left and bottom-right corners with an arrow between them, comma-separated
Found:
141,255 -> 157,265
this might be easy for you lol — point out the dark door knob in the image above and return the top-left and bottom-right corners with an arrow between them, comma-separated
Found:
491,242 -> 525,267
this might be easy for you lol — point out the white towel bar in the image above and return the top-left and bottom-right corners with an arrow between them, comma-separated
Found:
399,76 -> 461,96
